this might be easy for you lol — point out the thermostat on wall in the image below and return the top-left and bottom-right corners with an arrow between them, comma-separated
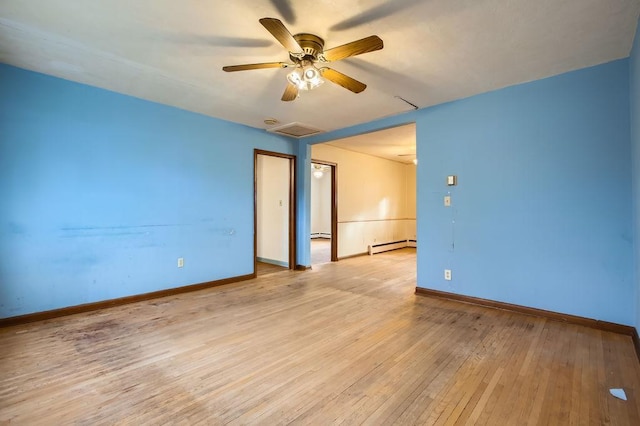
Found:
447,175 -> 457,186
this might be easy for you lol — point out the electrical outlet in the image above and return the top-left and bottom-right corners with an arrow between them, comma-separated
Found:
444,269 -> 452,281
178,257 -> 184,268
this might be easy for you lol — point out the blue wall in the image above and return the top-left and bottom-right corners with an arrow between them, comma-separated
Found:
631,21 -> 640,332
309,59 -> 634,325
0,64 -> 296,318
417,60 -> 632,325
2,56 -> 636,326
295,143 -> 312,267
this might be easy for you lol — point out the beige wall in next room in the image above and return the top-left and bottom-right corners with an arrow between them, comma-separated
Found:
311,143 -> 416,258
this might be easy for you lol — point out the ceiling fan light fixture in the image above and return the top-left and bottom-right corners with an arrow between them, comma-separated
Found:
287,62 -> 324,91
311,163 -> 326,178
304,68 -> 317,79
286,69 -> 302,86
223,19 -> 383,101
303,64 -> 324,89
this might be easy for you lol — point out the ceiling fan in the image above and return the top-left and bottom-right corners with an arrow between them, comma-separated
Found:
222,18 -> 383,101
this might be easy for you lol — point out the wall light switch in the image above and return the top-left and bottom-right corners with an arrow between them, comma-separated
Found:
178,257 -> 184,268
444,195 -> 451,207
447,175 -> 457,186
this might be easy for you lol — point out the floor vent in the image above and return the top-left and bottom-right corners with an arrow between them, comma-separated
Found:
267,122 -> 324,138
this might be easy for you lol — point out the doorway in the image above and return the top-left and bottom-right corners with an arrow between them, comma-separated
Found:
310,160 -> 337,265
254,150 -> 296,276
310,123 -> 416,261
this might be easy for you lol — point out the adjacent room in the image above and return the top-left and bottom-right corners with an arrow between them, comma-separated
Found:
310,123 -> 417,262
2,0 -> 640,423
255,150 -> 295,275
310,160 -> 333,264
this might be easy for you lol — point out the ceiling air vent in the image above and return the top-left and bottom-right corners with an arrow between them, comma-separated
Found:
267,122 -> 324,138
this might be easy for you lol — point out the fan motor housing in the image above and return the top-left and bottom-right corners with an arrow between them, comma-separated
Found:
291,33 -> 325,60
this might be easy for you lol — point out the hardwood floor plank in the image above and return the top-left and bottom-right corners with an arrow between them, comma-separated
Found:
495,318 -> 544,425
465,366 -> 505,424
448,313 -> 528,425
1,249 -> 639,424
477,318 -> 536,424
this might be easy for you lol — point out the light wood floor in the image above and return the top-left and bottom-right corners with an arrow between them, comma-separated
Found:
311,238 -> 331,265
256,261 -> 287,277
1,248 -> 639,424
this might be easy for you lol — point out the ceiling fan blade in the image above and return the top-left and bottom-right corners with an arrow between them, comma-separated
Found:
320,35 -> 383,62
281,82 -> 299,101
222,62 -> 288,72
321,68 -> 366,93
259,18 -> 303,53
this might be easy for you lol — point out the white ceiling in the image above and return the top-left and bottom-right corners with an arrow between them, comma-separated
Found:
1,0 -> 638,143
326,123 -> 417,164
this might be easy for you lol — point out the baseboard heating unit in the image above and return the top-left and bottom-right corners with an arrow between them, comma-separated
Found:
368,239 -> 417,255
311,233 -> 331,239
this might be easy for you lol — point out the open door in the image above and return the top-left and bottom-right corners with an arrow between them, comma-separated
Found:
310,159 -> 337,264
254,150 -> 296,275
